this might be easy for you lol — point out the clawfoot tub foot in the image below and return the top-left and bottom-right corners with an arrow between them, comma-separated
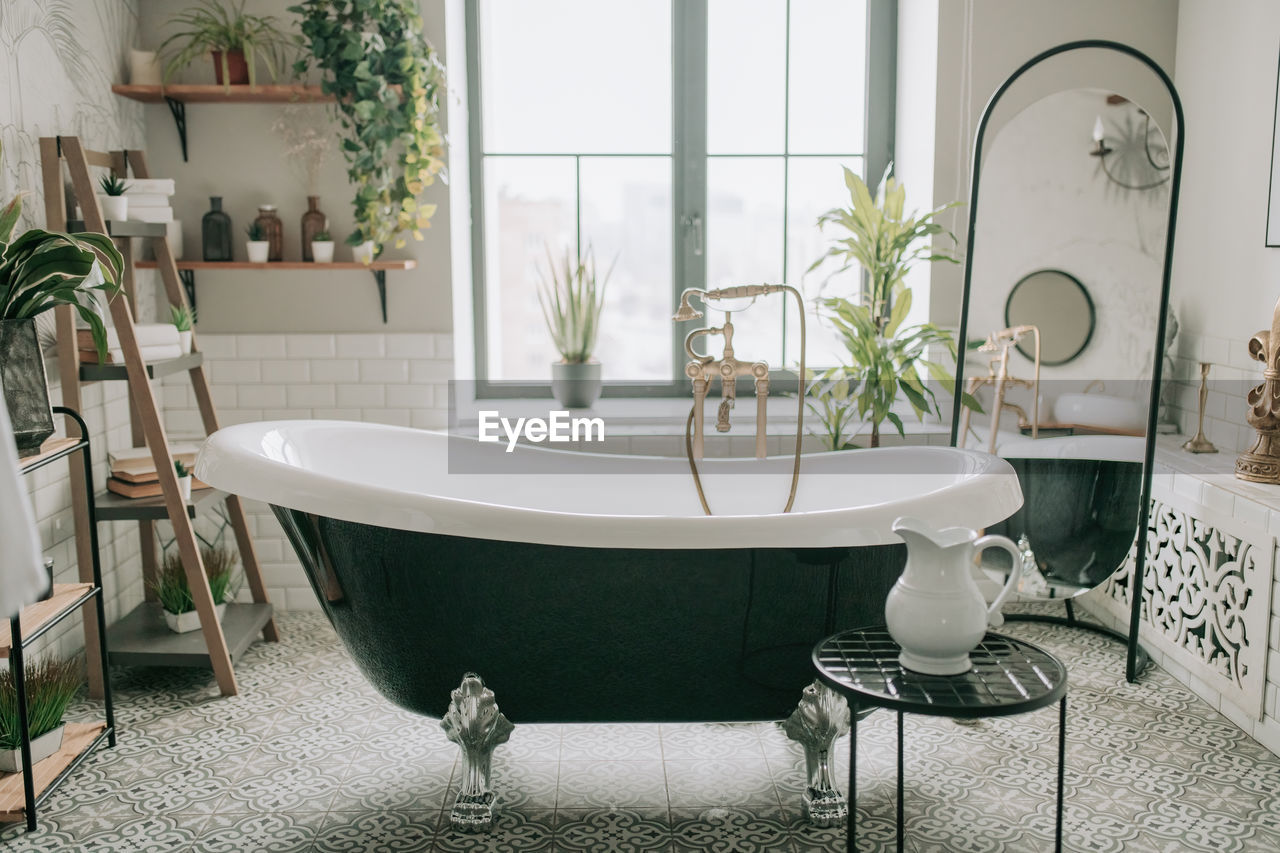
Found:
781,680 -> 850,828
440,673 -> 514,831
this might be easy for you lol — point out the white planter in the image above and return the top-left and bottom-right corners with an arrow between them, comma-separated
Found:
311,241 -> 335,263
164,602 -> 227,634
0,724 -> 64,773
352,241 -> 375,264
129,49 -> 162,85
99,195 -> 128,221
178,330 -> 192,354
246,241 -> 270,263
178,475 -> 192,501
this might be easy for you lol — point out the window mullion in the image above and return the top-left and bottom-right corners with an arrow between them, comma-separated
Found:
673,0 -> 708,383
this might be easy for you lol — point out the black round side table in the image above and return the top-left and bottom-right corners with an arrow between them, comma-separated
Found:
813,626 -> 1068,853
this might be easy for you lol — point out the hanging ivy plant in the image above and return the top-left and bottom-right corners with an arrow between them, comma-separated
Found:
289,0 -> 446,255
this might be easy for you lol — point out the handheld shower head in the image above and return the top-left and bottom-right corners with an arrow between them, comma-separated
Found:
673,289 -> 705,321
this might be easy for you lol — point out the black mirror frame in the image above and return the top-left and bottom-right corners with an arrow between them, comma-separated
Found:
948,40 -> 1185,684
1004,269 -> 1096,366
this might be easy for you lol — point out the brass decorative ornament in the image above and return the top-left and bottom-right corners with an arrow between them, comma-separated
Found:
1182,363 -> 1218,454
1237,296 -> 1280,484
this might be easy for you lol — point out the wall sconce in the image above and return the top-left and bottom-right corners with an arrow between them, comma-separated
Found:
1090,104 -> 1171,191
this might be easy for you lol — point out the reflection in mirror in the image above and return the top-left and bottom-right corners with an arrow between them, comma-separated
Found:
954,86 -> 1174,605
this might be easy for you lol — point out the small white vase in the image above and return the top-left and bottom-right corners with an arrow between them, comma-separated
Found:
99,195 -> 128,221
311,241 -> 335,263
178,330 -> 192,354
164,602 -> 227,634
246,241 -> 270,263
129,49 -> 162,85
352,241 -> 375,264
178,475 -> 192,501
0,724 -> 65,772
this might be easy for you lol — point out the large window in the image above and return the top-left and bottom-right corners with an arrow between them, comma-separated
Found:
467,0 -> 892,393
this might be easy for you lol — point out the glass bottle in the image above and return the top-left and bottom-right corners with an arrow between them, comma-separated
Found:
201,197 -> 232,262
300,196 -> 327,262
253,204 -> 284,262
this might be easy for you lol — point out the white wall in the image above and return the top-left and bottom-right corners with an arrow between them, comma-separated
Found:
1162,0 -> 1280,455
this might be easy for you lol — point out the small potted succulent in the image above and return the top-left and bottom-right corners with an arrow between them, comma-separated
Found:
153,546 -> 239,634
245,222 -> 269,263
0,658 -> 81,772
170,304 -> 195,354
174,459 -> 193,500
97,174 -> 130,221
310,229 -> 335,264
158,0 -> 294,92
538,245 -> 612,409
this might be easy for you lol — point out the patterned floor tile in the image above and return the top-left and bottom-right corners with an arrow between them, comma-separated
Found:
329,759 -> 456,812
670,805 -> 793,853
195,811 -> 326,852
664,758 -> 781,808
661,722 -> 765,760
554,807 -> 673,853
560,723 -> 661,761
432,807 -> 556,852
310,809 -> 439,852
557,759 -> 670,809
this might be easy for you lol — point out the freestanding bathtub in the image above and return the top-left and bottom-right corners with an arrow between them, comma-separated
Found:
197,420 -> 1021,826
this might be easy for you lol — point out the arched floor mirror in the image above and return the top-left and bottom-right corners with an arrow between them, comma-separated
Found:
949,40 -> 1184,683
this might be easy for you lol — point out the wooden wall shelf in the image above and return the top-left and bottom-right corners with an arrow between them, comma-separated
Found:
134,260 -> 418,323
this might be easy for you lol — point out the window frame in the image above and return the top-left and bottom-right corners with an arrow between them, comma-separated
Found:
466,0 -> 897,398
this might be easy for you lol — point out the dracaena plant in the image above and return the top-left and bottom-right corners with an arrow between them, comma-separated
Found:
0,162 -> 124,363
290,0 -> 447,256
805,165 -> 977,448
537,246 -> 612,364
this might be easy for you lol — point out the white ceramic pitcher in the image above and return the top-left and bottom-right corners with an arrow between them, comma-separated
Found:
885,516 -> 1023,675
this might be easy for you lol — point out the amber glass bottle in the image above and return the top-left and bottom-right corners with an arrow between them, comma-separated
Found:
253,205 -> 284,262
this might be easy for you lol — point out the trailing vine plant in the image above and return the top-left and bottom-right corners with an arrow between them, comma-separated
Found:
289,0 -> 447,256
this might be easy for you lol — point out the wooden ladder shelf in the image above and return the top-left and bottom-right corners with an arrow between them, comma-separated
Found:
40,136 -> 278,697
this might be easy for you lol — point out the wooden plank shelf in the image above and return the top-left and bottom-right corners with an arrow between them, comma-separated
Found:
106,603 -> 273,669
94,487 -> 224,523
18,438 -> 81,474
0,723 -> 109,823
0,585 -> 95,657
66,219 -> 168,238
111,84 -> 331,104
79,351 -> 203,382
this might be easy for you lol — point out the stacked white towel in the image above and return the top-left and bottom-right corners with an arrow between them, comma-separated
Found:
125,179 -> 176,224
0,402 -> 48,618
83,323 -> 183,362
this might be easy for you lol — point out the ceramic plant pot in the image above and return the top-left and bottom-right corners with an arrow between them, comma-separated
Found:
0,319 -> 55,458
178,330 -> 193,354
311,241 -> 335,263
246,241 -> 270,263
551,361 -> 602,409
164,602 -> 227,634
211,49 -> 249,85
98,195 -> 128,221
352,241 -> 375,264
0,724 -> 64,773
178,475 -> 193,501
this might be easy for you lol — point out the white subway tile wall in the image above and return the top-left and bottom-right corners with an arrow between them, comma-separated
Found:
1166,330 -> 1264,456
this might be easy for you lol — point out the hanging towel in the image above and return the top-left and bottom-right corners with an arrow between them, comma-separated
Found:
122,178 -> 175,196
0,399 -> 49,619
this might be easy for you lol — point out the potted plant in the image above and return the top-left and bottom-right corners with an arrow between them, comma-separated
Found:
0,152 -> 123,456
310,229 -> 335,264
0,658 -> 81,772
538,246 -> 611,409
805,166 -> 977,448
158,0 -> 294,92
174,459 -> 193,500
245,222 -> 269,263
170,304 -> 195,354
97,175 -> 130,222
291,0 -> 447,257
152,546 -> 239,634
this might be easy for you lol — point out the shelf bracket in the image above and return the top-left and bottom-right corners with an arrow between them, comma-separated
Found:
164,97 -> 188,162
179,269 -> 197,313
371,269 -> 387,323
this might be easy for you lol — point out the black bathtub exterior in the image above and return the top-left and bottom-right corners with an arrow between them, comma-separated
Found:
273,506 -> 905,724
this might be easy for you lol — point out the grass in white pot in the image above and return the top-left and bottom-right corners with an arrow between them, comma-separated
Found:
97,174 -> 130,222
153,546 -> 240,633
245,222 -> 269,263
0,657 -> 80,771
170,304 -> 195,353
310,229 -> 335,263
538,246 -> 614,409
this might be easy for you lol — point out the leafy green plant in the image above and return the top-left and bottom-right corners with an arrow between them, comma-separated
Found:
152,546 -> 240,616
537,246 -> 612,364
97,175 -> 129,197
805,166 -> 976,448
312,230 -> 331,242
174,459 -> 190,478
0,658 -> 80,750
0,148 -> 124,363
158,0 -> 294,90
245,222 -> 266,242
169,304 -> 195,332
290,0 -> 447,254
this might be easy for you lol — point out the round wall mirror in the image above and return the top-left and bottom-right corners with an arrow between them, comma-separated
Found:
1004,269 -> 1095,365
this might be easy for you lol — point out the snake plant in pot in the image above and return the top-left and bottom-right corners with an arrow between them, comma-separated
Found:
0,162 -> 123,456
538,246 -> 612,409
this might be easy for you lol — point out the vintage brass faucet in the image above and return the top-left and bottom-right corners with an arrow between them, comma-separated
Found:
959,324 -> 1042,453
673,284 -> 807,515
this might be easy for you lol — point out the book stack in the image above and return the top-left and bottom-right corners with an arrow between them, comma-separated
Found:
124,178 -> 176,224
106,444 -> 210,499
77,323 -> 183,364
